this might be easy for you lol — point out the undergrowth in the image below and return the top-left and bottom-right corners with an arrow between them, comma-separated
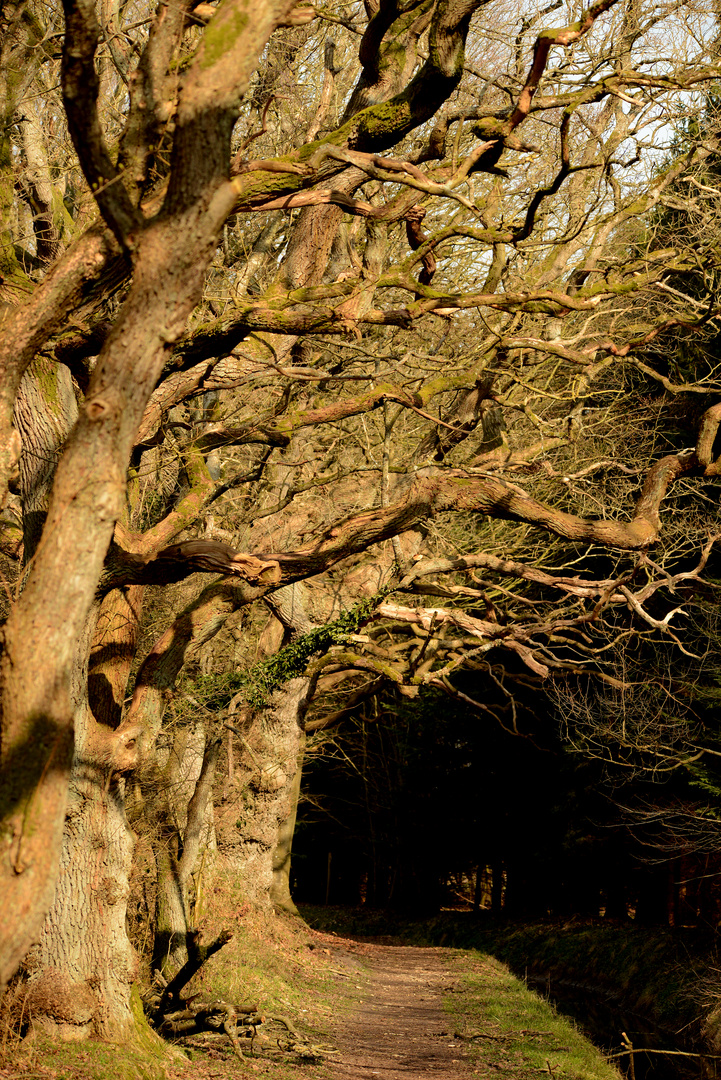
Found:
191,868 -> 361,1042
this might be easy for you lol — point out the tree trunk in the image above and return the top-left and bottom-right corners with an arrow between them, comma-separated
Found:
20,604 -> 145,1041
25,752 -> 137,1039
13,357 -> 78,561
150,720 -> 218,977
270,731 -> 305,915
0,0 -> 297,998
217,678 -> 307,910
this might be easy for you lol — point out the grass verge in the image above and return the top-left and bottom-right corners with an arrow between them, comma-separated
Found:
445,949 -> 623,1080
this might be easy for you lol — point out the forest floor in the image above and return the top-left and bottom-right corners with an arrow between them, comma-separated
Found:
0,925 -> 621,1080
318,937 -> 476,1080
318,934 -> 621,1080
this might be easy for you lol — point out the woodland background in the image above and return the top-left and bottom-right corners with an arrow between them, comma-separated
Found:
2,0 -> 721,1061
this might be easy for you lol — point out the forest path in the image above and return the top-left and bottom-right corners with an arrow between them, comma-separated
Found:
325,939 -> 476,1079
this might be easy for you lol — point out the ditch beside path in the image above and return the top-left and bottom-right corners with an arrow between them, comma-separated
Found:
325,940 -> 476,1079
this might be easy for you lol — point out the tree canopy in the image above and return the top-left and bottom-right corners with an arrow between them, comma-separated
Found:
2,0 -> 721,1047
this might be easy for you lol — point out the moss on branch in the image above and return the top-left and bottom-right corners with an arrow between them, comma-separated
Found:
180,587 -> 395,713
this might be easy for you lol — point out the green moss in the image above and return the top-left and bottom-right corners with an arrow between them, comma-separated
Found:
177,587 -> 395,716
200,5 -> 249,68
31,355 -> 62,412
51,186 -> 76,238
233,61 -> 459,203
418,357 -> 493,405
350,94 -> 415,148
128,984 -> 185,1066
272,384 -> 395,436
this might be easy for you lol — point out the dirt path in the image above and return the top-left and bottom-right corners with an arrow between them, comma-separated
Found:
325,940 -> 475,1079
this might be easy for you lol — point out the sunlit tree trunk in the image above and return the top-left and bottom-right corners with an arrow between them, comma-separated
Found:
220,678 -> 308,910
27,733 -> 138,1038
270,730 -> 305,914
151,721 -> 218,977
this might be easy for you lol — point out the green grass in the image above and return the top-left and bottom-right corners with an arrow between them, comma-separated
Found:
0,1035 -> 182,1080
1,889 -> 364,1080
196,871 -> 365,1044
300,905 -> 712,1039
445,949 -> 624,1080
0,944 -> 620,1080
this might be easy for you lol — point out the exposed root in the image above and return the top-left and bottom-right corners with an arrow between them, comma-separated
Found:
146,935 -> 335,1064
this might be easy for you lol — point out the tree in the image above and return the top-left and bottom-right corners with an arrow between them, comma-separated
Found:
1,0 -> 721,1045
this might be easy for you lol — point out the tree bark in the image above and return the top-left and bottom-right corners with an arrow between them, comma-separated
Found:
151,724 -> 219,977
218,679 -> 308,910
270,730 -> 305,915
26,752 -> 137,1039
0,0 -> 298,1015
13,357 -> 78,562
